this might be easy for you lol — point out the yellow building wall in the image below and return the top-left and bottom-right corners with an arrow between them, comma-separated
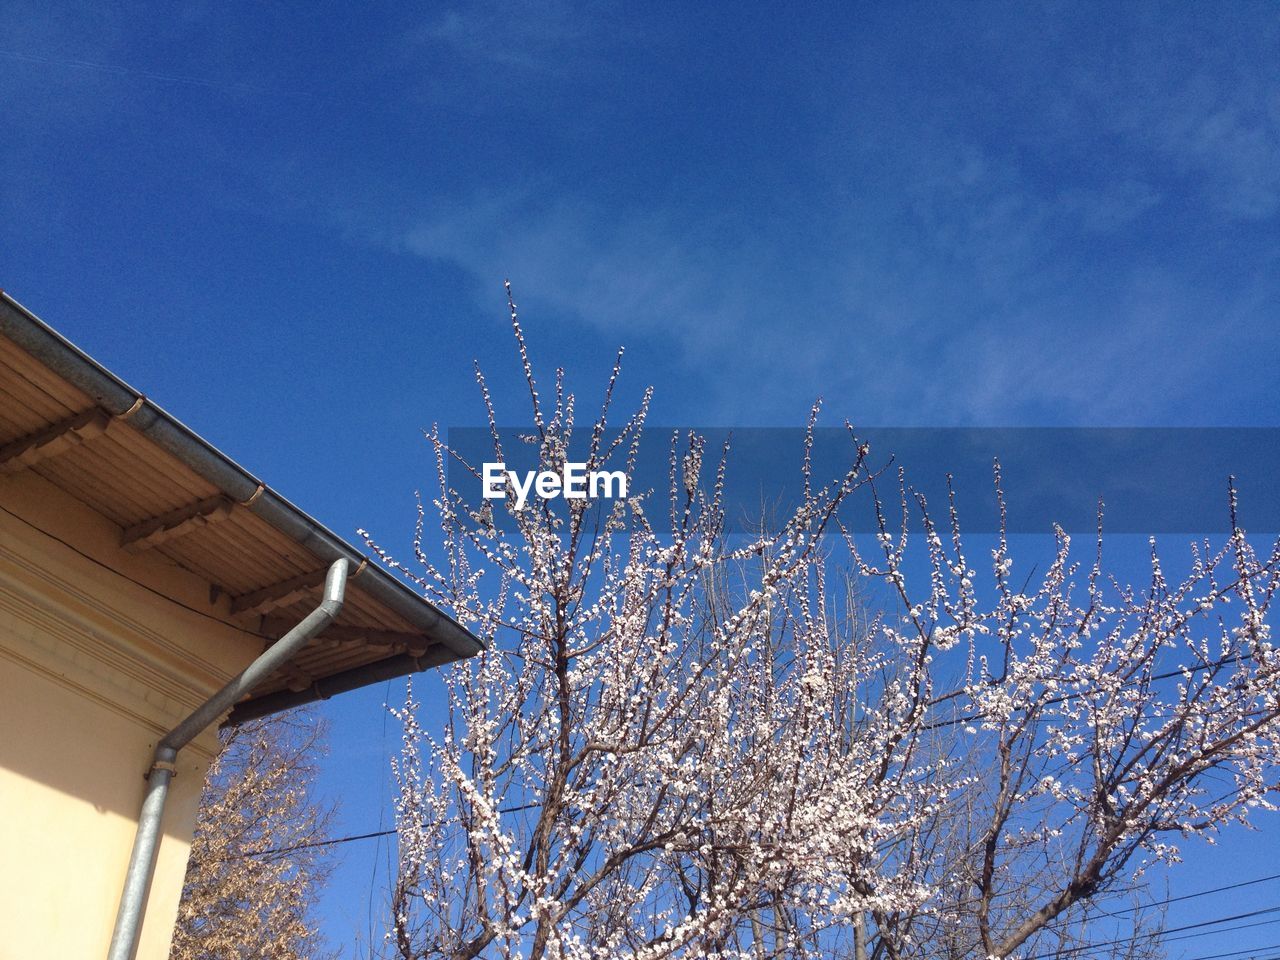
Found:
0,471 -> 266,960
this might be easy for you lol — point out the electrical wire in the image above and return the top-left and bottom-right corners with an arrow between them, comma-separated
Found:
1113,872 -> 1280,917
1023,904 -> 1280,960
237,800 -> 544,858
0,501 -> 274,641
1182,943 -> 1280,960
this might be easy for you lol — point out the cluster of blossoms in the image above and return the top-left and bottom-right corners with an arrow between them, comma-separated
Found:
365,295 -> 1280,960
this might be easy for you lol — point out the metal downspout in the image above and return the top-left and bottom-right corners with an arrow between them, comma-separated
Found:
106,558 -> 351,960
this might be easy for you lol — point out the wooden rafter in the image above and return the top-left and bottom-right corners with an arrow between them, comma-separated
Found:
0,407 -> 111,475
230,568 -> 329,617
259,617 -> 425,653
272,657 -> 315,694
120,495 -> 234,552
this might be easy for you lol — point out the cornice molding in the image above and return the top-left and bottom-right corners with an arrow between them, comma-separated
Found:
0,531 -> 259,754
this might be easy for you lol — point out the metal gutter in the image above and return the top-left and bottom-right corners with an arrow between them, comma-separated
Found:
108,559 -> 351,960
0,291 -> 484,664
227,647 -> 458,724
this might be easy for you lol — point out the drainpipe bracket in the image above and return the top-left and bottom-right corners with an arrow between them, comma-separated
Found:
147,760 -> 178,779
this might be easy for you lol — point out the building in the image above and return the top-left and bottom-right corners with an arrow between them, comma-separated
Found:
0,292 -> 482,959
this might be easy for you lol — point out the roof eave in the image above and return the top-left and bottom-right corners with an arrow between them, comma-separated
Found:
0,291 -> 485,668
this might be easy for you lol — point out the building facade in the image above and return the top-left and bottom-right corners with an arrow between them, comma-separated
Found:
0,292 -> 480,958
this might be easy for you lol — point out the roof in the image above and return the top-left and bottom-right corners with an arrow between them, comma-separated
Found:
0,291 -> 482,723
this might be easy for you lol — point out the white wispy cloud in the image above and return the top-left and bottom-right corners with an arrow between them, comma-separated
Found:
353,7 -> 1280,425
404,191 -> 747,341
408,0 -> 632,74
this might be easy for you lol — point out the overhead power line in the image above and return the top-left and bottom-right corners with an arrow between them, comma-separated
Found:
1183,943 -> 1280,960
1024,904 -> 1280,960
1112,871 -> 1280,916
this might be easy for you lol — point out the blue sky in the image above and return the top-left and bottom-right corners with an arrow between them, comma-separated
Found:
3,1 -> 1279,955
